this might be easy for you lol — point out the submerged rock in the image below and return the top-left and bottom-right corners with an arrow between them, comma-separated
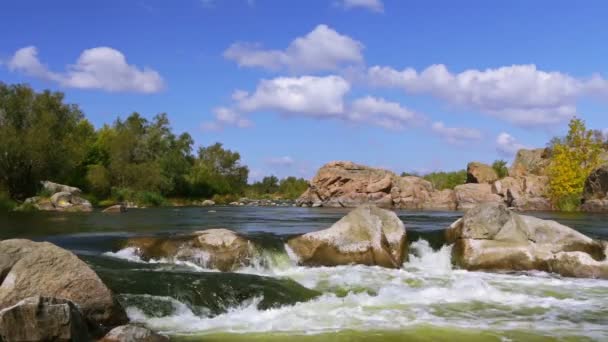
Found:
0,239 -> 128,333
0,296 -> 90,342
100,324 -> 169,342
124,229 -> 256,271
466,162 -> 498,184
446,203 -> 608,278
287,205 -> 407,268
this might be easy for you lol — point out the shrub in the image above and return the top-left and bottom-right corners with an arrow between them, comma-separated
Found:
492,160 -> 509,179
0,191 -> 16,211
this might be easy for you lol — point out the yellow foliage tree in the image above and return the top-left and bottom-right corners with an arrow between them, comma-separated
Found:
547,118 -> 603,210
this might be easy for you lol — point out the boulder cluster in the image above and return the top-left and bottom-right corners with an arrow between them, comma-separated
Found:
20,181 -> 93,212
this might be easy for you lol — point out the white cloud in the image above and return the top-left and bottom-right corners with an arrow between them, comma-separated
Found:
7,46 -> 164,93
224,24 -> 364,72
338,0 -> 384,12
431,121 -> 483,144
348,96 -> 420,130
237,75 -> 351,115
369,64 -> 608,126
201,106 -> 252,131
496,132 -> 528,157
265,156 -> 295,166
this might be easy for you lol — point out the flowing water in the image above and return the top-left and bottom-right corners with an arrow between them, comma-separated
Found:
1,207 -> 608,341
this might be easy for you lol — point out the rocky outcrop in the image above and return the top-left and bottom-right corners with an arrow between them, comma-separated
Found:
123,229 -> 256,271
581,164 -> 608,212
100,325 -> 169,342
296,161 -> 457,210
492,175 -> 552,211
103,204 -> 127,213
287,205 -> 407,268
0,239 -> 128,333
454,184 -> 502,210
466,162 -> 498,184
509,148 -> 551,177
446,203 -> 608,278
19,181 -> 92,212
0,296 -> 90,342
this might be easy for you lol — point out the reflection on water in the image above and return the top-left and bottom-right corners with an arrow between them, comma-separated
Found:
1,206 -> 608,340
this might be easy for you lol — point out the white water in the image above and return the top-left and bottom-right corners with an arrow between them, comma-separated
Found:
107,240 -> 608,339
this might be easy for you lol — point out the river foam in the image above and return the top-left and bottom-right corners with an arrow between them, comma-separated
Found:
105,239 -> 608,339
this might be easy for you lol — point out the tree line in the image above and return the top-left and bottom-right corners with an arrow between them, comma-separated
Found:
0,83 -> 307,208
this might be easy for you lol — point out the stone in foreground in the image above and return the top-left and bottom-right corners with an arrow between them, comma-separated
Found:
0,239 -> 128,333
446,203 -> 608,278
124,229 -> 256,271
0,296 -> 90,342
287,205 -> 407,268
100,324 -> 169,342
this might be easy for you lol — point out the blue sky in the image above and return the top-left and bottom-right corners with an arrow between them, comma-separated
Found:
1,0 -> 607,181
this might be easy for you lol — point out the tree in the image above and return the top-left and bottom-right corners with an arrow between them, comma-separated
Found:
423,170 -> 467,190
547,117 -> 603,211
187,143 -> 249,197
278,177 -> 308,199
492,160 -> 508,179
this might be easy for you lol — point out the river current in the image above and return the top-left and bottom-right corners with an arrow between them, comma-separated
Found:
1,206 -> 607,341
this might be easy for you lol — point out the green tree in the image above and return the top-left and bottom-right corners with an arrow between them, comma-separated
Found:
492,160 -> 509,179
547,117 -> 603,211
278,177 -> 309,199
187,143 -> 249,197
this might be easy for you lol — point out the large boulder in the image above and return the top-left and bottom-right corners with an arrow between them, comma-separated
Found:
100,325 -> 169,342
509,148 -> 551,177
123,229 -> 256,271
20,191 -> 92,212
446,203 -> 607,278
287,205 -> 407,268
492,176 -> 552,211
41,180 -> 82,195
581,164 -> 608,212
466,162 -> 498,184
296,161 -> 457,210
0,240 -> 128,333
0,296 -> 90,342
454,183 -> 502,210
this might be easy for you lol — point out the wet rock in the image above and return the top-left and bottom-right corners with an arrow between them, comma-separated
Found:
103,204 -> 127,213
446,203 -> 607,278
201,199 -> 215,206
100,324 -> 168,342
124,229 -> 256,271
0,239 -> 128,333
287,205 -> 407,268
0,296 -> 90,342
454,184 -> 502,210
466,162 -> 498,184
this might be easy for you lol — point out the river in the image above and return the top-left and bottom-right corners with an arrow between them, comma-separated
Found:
1,206 -> 607,341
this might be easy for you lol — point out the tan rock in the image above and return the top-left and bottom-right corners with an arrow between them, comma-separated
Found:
0,240 -> 127,331
454,183 -> 502,210
287,205 -> 407,268
582,164 -> 608,212
466,162 -> 498,184
103,204 -> 127,213
124,229 -> 256,271
100,324 -> 169,342
509,148 -> 551,177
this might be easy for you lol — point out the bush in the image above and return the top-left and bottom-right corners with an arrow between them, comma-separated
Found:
212,193 -> 240,205
423,170 -> 467,190
555,194 -> 581,212
492,160 -> 509,179
0,191 -> 16,211
110,187 -> 166,207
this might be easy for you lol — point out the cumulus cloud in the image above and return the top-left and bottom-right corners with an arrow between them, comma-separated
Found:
201,106 -> 252,131
368,64 -> 608,126
208,75 -> 423,131
224,24 -> 364,72
496,132 -> 528,157
337,0 -> 384,12
7,46 -> 164,93
431,121 -> 483,144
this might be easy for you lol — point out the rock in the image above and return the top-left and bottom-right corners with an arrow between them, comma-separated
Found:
287,205 -> 407,268
103,204 -> 127,213
491,176 -> 551,211
20,196 -> 55,211
100,324 -> 168,342
41,180 -> 82,195
509,148 -> 551,177
0,239 -> 128,333
51,191 -> 73,208
582,164 -> 608,212
0,296 -> 90,342
466,162 -> 498,184
446,203 -> 607,278
296,161 -> 457,210
201,199 -> 215,206
124,229 -> 256,271
454,183 -> 502,210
